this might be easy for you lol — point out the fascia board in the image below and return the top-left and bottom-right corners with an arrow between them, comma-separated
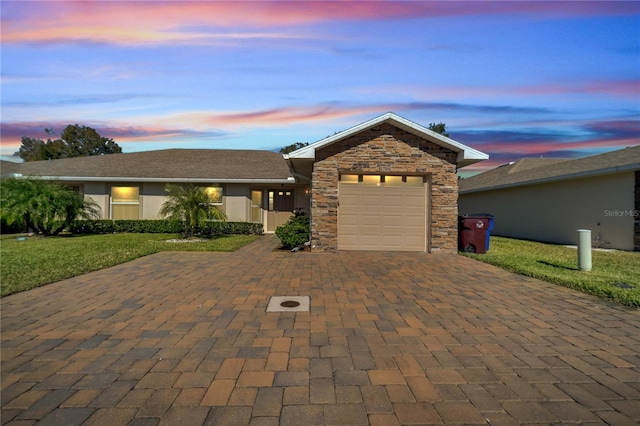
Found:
286,112 -> 489,164
21,176 -> 297,184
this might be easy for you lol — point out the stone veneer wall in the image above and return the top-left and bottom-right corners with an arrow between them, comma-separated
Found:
311,123 -> 458,253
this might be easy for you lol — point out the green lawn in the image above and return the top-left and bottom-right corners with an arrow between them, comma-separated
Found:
462,236 -> 640,307
0,233 -> 260,297
4,233 -> 638,307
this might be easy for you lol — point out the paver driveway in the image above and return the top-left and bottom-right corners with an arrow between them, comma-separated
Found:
2,235 -> 639,425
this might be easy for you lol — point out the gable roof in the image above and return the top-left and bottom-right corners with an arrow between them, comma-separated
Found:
9,149 -> 295,183
459,146 -> 640,194
285,112 -> 489,168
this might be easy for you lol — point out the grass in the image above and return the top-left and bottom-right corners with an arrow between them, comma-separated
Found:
0,233 -> 260,297
462,236 -> 640,307
3,232 -> 638,307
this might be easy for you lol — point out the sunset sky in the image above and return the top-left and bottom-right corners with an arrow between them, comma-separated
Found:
1,1 -> 639,172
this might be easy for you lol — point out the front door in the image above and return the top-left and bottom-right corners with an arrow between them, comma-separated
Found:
266,189 -> 294,232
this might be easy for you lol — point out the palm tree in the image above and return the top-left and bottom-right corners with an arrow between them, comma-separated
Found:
160,184 -> 226,238
0,178 -> 101,236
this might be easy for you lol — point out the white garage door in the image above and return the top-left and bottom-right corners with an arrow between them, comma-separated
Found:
338,174 -> 428,251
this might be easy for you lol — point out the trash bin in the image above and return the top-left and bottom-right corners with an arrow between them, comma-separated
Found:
459,214 -> 494,253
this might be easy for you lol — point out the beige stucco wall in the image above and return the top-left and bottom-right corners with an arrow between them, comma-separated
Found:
80,182 -> 310,225
138,183 -> 246,221
459,172 -> 635,250
225,184 -> 251,222
82,182 -> 108,219
140,183 -> 166,220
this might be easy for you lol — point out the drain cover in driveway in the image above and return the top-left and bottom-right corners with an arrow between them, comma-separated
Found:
266,296 -> 310,312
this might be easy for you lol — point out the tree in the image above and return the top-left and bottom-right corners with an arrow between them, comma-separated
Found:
0,178 -> 101,236
160,184 -> 226,238
279,142 -> 309,154
15,124 -> 122,162
428,122 -> 450,137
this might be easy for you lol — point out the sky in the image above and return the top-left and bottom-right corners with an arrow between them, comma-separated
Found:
1,0 -> 639,173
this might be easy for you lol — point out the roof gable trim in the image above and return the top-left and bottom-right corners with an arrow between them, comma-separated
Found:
285,112 -> 488,167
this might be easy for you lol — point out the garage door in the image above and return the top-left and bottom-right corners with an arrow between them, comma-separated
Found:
338,174 -> 428,251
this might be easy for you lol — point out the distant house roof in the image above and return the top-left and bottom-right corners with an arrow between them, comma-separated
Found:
8,149 -> 296,183
459,146 -> 640,194
1,160 -> 21,177
285,112 -> 489,168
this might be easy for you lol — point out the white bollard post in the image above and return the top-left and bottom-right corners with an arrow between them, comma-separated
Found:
577,229 -> 592,272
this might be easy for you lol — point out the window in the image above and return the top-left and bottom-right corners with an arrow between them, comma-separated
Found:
406,176 -> 424,187
362,175 -> 381,186
340,174 -> 359,184
111,186 -> 139,219
339,174 -> 425,187
205,185 -> 223,205
384,176 -> 403,187
251,190 -> 262,223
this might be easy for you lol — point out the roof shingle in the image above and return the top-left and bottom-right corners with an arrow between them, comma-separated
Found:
11,149 -> 294,181
459,146 -> 640,193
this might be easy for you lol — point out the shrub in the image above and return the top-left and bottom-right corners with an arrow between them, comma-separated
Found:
275,211 -> 310,249
160,184 -> 226,238
1,217 -> 24,234
198,221 -> 264,236
68,219 -> 263,235
0,177 -> 100,236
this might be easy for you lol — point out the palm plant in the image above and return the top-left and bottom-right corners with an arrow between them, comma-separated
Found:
160,184 -> 226,238
0,177 -> 101,236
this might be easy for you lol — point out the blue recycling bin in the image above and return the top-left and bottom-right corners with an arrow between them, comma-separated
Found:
477,214 -> 494,251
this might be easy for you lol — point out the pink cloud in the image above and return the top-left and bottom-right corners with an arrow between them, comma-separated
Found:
477,138 -> 637,156
2,1 -> 637,46
0,121 -> 225,155
186,104 -> 386,128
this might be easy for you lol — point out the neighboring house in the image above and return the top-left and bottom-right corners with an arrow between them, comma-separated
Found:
0,160 -> 20,177
459,146 -> 640,251
4,113 -> 488,252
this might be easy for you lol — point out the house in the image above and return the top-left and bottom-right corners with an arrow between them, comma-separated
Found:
4,113 -> 488,252
459,146 -> 640,251
3,149 -> 308,233
0,160 -> 20,177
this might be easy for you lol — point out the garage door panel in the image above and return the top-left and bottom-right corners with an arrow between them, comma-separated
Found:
338,216 -> 360,226
381,217 -> 406,227
360,196 -> 382,208
358,225 -> 383,234
338,235 -> 359,247
403,198 -> 426,208
359,216 -> 384,226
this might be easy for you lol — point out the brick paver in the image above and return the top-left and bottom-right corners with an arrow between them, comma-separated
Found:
2,234 -> 639,424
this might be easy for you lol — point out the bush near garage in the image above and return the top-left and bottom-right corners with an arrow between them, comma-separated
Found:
275,210 -> 310,250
